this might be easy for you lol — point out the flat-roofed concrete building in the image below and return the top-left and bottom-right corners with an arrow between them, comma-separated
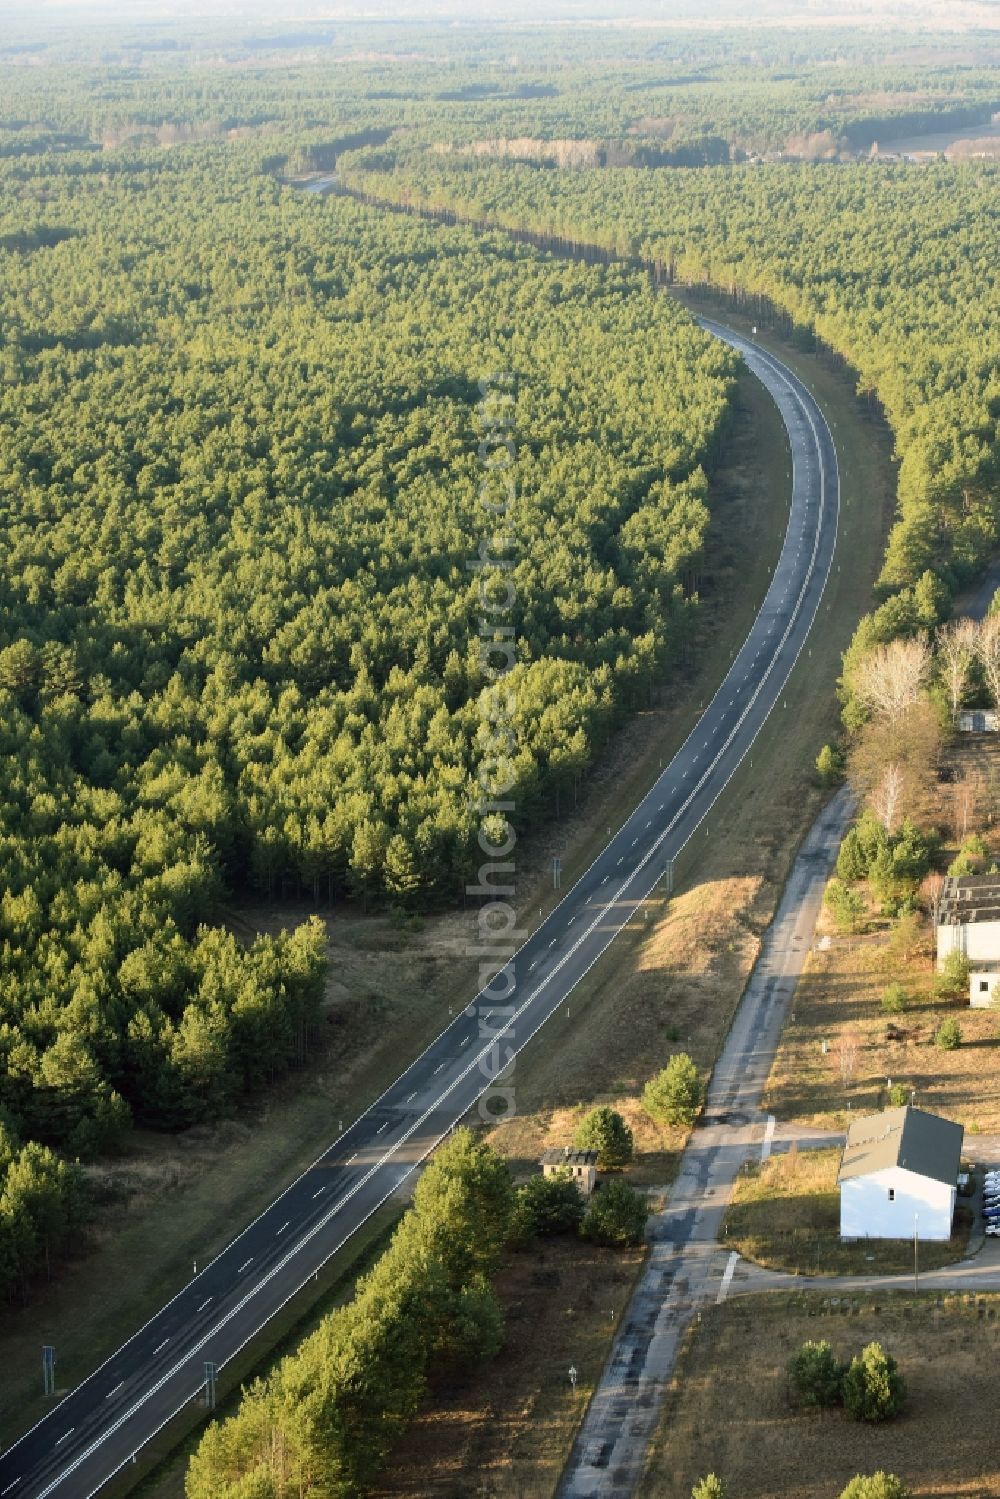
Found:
935,874 -> 1000,1004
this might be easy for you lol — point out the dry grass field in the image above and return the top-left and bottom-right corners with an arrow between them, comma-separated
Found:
639,1291 -> 1000,1499
371,1237 -> 645,1499
764,740 -> 1000,1138
724,1148 -> 972,1275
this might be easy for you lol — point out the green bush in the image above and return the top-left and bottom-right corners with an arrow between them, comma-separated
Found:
839,1473 -> 909,1499
841,1342 -> 906,1423
948,832 -> 989,878
934,1016 -> 962,1050
787,1339 -> 845,1408
889,820 -> 931,889
573,1106 -> 634,1168
580,1179 -> 648,1247
933,950 -> 970,1001
824,879 -> 866,934
816,743 -> 844,786
836,811 -> 889,883
887,1082 -> 912,1108
642,1054 -> 705,1128
510,1171 -> 585,1244
880,982 -> 908,1015
691,1476 -> 727,1499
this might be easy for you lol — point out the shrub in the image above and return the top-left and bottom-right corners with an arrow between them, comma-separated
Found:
933,950 -> 970,1001
934,1016 -> 962,1050
580,1179 -> 648,1247
824,879 -> 866,934
887,910 -> 924,964
642,1054 -> 705,1129
787,1339 -> 844,1408
948,833 -> 989,878
837,811 -> 888,882
839,1473 -> 909,1499
510,1172 -> 585,1244
841,1342 -> 906,1423
692,1476 -> 727,1499
573,1106 -> 634,1168
887,1082 -> 912,1107
890,820 -> 931,889
816,743 -> 844,786
880,982 -> 908,1015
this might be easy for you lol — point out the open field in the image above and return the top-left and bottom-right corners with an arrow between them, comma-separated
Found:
764,738 -> 1000,1136
371,1236 -> 645,1499
638,1290 -> 1000,1499
724,1148 -> 972,1275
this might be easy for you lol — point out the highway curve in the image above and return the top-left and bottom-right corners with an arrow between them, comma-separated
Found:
0,317 -> 839,1499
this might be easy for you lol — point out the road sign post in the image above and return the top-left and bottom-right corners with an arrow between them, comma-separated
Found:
42,1345 -> 56,1397
203,1362 -> 217,1410
552,856 -> 561,890
569,1364 -> 578,1390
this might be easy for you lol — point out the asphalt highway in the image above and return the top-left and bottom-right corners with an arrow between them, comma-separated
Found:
0,317 -> 839,1499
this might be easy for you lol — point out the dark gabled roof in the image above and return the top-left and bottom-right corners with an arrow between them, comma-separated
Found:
541,1148 -> 598,1168
838,1106 -> 963,1187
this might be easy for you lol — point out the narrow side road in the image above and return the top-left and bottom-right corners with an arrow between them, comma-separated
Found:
558,785 -> 856,1499
0,319 -> 838,1499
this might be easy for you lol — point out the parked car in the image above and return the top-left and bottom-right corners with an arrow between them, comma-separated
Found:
986,1223 -> 1000,1237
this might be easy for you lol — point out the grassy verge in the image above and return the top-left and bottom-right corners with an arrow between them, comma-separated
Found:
639,1290 -> 1000,1499
764,739 -> 1000,1137
724,1149 -> 972,1275
369,1235 -> 646,1499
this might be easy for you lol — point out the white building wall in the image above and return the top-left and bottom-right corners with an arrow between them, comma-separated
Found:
937,917 -> 1000,968
970,970 -> 1000,1008
840,1166 -> 955,1241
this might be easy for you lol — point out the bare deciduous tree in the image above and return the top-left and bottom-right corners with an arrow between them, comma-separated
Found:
978,613 -> 1000,709
833,1027 -> 862,1089
847,699 -> 942,829
937,617 -> 978,721
853,635 -> 931,729
919,872 -> 945,917
950,770 -> 986,842
871,761 -> 904,833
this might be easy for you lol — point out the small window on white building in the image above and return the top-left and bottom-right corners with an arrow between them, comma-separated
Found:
888,1189 -> 895,1202
981,980 -> 990,994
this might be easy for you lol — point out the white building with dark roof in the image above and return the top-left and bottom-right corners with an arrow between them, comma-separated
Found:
936,874 -> 1000,1005
838,1106 -> 963,1242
